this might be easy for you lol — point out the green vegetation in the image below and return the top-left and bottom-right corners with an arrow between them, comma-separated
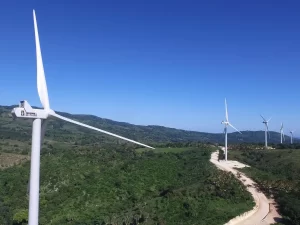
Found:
136,147 -> 196,153
229,149 -> 300,225
0,146 -> 254,225
273,143 -> 300,149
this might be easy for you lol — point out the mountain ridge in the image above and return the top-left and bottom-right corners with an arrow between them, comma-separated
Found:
0,105 -> 298,147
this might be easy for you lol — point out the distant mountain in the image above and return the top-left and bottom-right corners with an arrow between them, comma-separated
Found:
0,105 -> 298,147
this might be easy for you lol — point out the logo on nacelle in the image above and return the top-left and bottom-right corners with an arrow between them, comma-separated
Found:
26,112 -> 37,116
20,110 -> 37,117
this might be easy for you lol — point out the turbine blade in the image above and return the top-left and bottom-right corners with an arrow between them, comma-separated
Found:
33,10 -> 50,110
228,123 -> 242,134
50,112 -> 155,149
225,98 -> 229,122
260,114 -> 267,121
267,117 -> 272,122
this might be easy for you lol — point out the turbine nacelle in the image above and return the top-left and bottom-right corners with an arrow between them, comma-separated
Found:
221,121 -> 229,125
11,100 -> 50,120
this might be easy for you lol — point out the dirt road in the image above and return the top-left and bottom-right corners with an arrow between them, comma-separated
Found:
210,150 -> 281,225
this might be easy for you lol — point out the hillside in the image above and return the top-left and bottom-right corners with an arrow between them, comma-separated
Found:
0,146 -> 255,224
229,149 -> 300,225
0,105 -> 297,150
0,104 -> 257,224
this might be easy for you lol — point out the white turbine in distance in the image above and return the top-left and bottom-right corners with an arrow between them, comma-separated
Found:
221,98 -> 242,161
11,10 -> 154,225
280,123 -> 285,144
260,115 -> 271,148
290,130 -> 295,144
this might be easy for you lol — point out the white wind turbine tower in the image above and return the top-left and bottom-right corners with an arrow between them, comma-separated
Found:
280,123 -> 285,144
290,130 -> 295,144
11,10 -> 154,225
221,98 -> 242,161
260,115 -> 271,148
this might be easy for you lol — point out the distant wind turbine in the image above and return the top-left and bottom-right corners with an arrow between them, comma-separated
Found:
290,130 -> 295,144
11,10 -> 154,225
261,115 -> 271,148
280,123 -> 285,144
221,98 -> 242,161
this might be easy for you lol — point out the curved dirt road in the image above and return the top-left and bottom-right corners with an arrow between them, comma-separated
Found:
210,150 -> 281,225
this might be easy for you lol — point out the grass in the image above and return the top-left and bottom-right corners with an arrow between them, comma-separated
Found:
0,152 -> 29,169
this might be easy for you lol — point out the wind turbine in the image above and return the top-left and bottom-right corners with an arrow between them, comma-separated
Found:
221,98 -> 242,161
280,123 -> 285,144
261,115 -> 271,148
11,10 -> 154,225
290,130 -> 295,144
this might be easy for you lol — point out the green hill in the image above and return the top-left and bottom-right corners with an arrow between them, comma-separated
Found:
0,105 -> 258,224
0,105 -> 297,152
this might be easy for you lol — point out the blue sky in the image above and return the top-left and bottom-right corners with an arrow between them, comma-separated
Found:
1,0 -> 300,133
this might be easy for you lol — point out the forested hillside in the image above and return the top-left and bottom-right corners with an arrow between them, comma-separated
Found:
0,145 -> 255,224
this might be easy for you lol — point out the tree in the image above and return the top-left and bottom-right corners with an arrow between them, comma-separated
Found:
13,209 -> 28,225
